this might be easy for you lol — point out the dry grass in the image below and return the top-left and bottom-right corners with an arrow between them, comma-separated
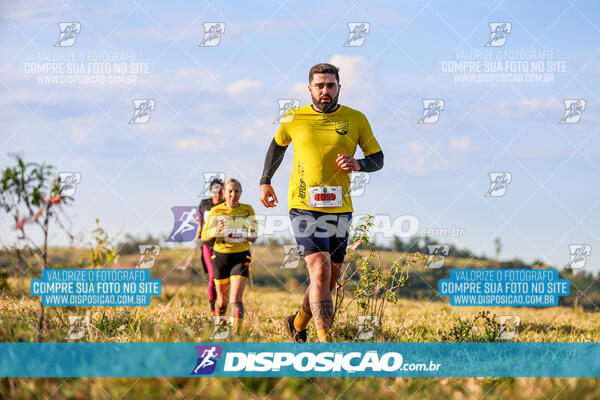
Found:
1,247 -> 599,399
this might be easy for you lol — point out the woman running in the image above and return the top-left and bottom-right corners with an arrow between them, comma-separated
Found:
201,179 -> 257,333
196,178 -> 225,315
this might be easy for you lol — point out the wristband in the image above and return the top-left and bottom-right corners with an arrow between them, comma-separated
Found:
358,159 -> 366,171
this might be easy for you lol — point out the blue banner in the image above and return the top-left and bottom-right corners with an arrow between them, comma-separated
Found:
2,343 -> 600,377
30,269 -> 162,306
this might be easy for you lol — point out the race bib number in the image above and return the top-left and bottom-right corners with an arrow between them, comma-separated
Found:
225,228 -> 248,243
308,186 -> 342,208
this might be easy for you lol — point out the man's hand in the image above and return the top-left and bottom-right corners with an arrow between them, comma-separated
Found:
336,154 -> 360,171
260,184 -> 278,207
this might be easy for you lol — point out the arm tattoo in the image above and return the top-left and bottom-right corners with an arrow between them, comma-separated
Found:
310,299 -> 334,328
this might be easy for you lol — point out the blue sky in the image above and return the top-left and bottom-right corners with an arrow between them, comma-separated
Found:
1,0 -> 599,270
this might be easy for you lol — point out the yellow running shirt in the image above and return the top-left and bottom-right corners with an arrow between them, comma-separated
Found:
274,104 -> 381,213
201,203 -> 258,253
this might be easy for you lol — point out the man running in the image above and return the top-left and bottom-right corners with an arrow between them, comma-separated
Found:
196,178 -> 225,314
259,63 -> 384,342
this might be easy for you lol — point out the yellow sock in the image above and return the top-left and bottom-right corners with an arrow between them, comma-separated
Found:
316,328 -> 332,343
233,318 -> 243,333
231,302 -> 244,334
293,308 -> 312,332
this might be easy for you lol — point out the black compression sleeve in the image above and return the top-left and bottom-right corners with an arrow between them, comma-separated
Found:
360,151 -> 384,172
260,139 -> 288,185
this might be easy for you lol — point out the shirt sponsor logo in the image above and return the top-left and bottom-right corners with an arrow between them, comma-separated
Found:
335,120 -> 348,135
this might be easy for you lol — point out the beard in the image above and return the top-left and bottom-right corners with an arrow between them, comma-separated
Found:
311,91 -> 339,113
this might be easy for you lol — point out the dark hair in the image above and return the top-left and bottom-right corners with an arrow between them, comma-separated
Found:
309,63 -> 340,84
210,178 -> 224,187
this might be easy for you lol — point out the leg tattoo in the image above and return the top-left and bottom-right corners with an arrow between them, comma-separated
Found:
309,299 -> 334,329
302,266 -> 340,318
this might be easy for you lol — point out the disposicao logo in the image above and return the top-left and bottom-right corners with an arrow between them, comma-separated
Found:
223,351 -> 404,372
191,345 -> 222,375
191,348 -> 441,375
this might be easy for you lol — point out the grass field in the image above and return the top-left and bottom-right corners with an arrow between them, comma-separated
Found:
1,246 -> 599,399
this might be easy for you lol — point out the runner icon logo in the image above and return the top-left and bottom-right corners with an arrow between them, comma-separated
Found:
136,245 -> 160,269
167,206 -> 199,242
199,23 -> 225,47
485,172 -> 511,197
418,99 -> 444,124
485,22 -> 511,47
191,345 -> 223,375
210,316 -> 233,340
65,316 -> 89,340
201,172 -> 226,196
281,245 -> 304,269
344,22 -> 370,47
347,172 -> 370,197
274,99 -> 300,124
497,316 -> 520,340
566,244 -> 591,269
55,22 -> 81,47
426,245 -> 450,269
355,316 -> 379,340
129,99 -> 155,124
560,99 -> 586,124
58,172 -> 81,197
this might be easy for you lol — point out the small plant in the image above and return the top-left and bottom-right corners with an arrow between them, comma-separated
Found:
440,310 -> 501,342
90,218 -> 120,267
0,155 -> 74,341
0,269 -> 9,293
334,215 -> 426,338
